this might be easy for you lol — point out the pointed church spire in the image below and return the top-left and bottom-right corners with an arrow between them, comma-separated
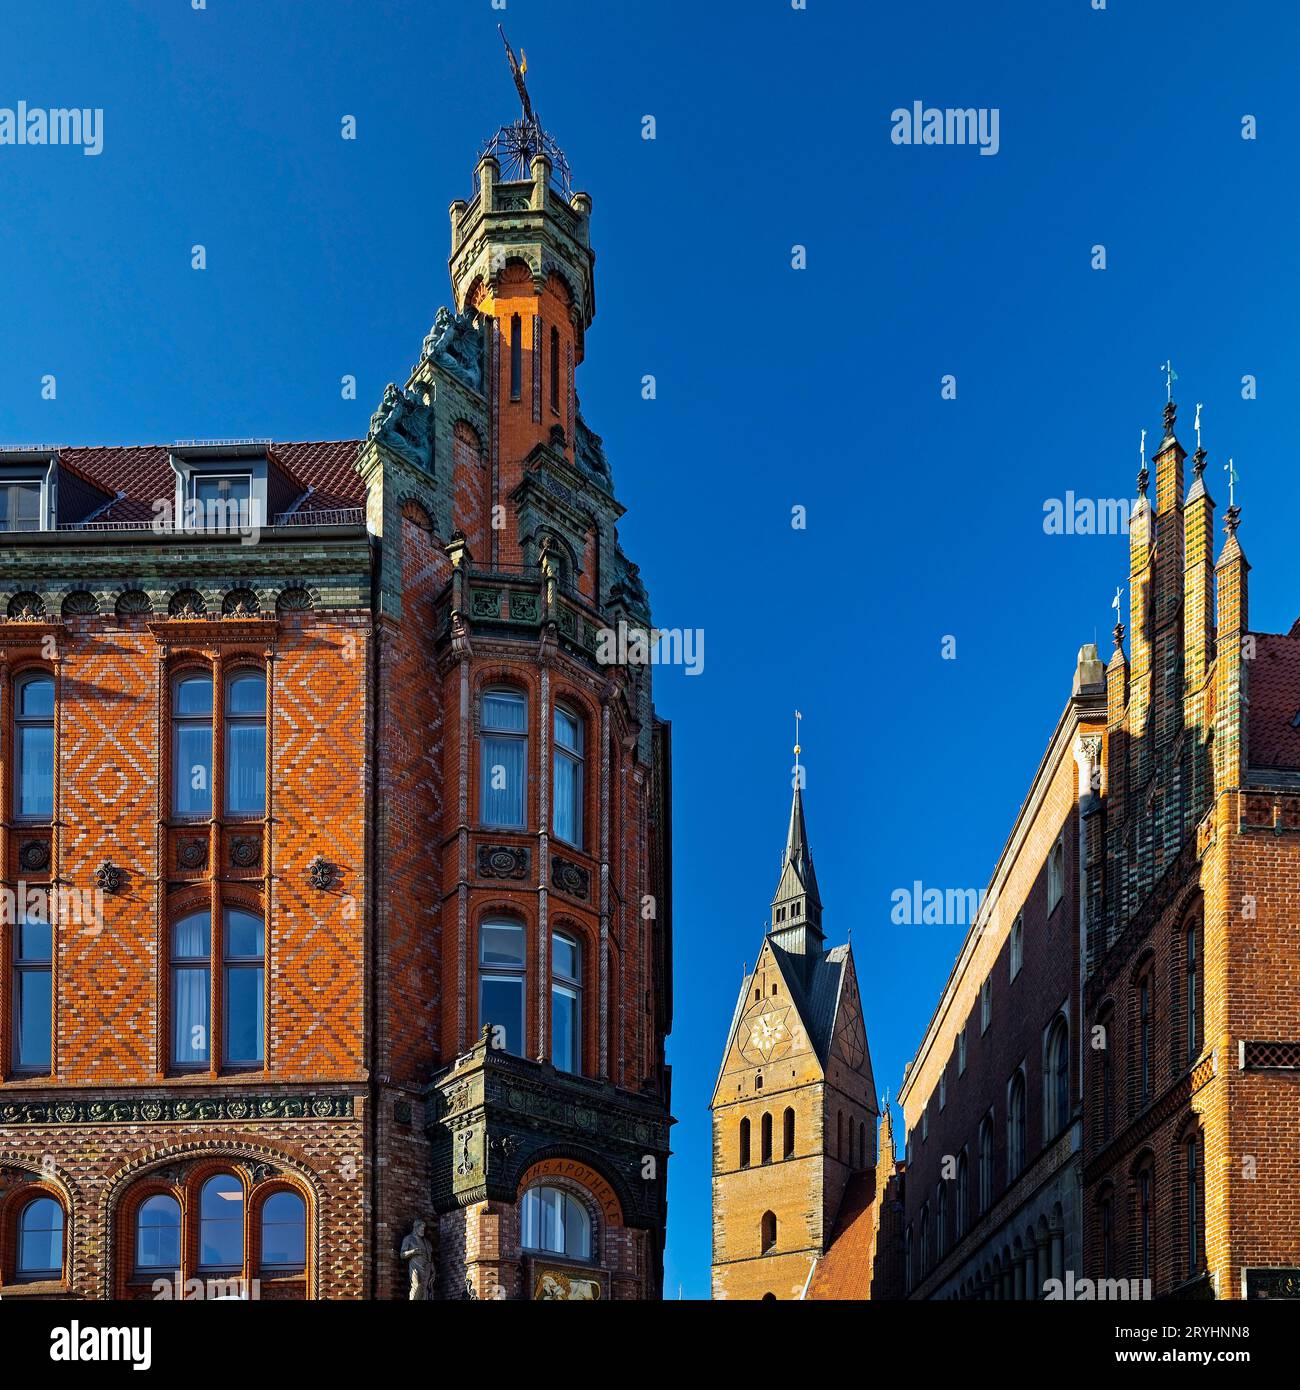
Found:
770,730 -> 824,956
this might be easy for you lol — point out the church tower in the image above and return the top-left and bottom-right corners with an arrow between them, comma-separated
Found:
710,774 -> 877,1300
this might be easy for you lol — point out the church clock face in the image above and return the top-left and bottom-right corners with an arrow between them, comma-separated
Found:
740,1001 -> 794,1065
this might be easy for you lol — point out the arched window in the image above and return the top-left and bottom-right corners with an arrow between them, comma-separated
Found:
920,1204 -> 930,1272
172,672 -> 213,818
17,1196 -> 63,1281
1138,1163 -> 1154,1283
955,1150 -> 969,1237
13,672 -> 54,820
509,313 -> 522,401
1046,1018 -> 1070,1136
223,908 -> 264,1066
837,1110 -> 845,1161
13,914 -> 52,1072
480,688 -> 527,829
551,930 -> 582,1074
552,705 -> 584,847
978,1116 -> 994,1212
1138,968 -> 1153,1102
904,1225 -> 913,1293
171,910 -> 211,1067
1098,1006 -> 1115,1142
1185,1135 -> 1200,1277
782,1107 -> 795,1160
549,325 -> 560,413
479,918 -> 526,1056
135,1194 -> 181,1274
1010,915 -> 1024,980
1007,1071 -> 1026,1180
937,1183 -> 947,1260
1099,1191 -> 1115,1278
225,670 -> 267,817
760,1112 -> 773,1165
760,1210 -> 777,1255
739,1117 -> 751,1168
1185,923 -> 1199,1063
198,1175 -> 244,1273
260,1191 -> 307,1274
522,1185 -> 592,1260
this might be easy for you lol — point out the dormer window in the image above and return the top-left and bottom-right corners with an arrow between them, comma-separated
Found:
0,480 -> 43,532
170,448 -> 271,535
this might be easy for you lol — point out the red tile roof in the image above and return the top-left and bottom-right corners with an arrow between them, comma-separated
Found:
1249,630 -> 1300,770
48,441 -> 364,524
806,1170 -> 878,1301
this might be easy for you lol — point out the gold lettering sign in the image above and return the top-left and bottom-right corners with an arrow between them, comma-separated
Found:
517,1158 -> 623,1225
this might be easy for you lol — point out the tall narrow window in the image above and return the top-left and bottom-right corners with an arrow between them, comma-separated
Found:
978,1117 -> 993,1212
14,673 -> 54,820
1046,1018 -> 1070,1135
225,671 -> 266,817
955,1151 -> 969,1236
739,1117 -> 751,1169
549,326 -> 560,412
551,930 -> 582,1074
136,1195 -> 182,1274
1139,1167 -> 1153,1283
171,911 -> 211,1067
479,919 -> 526,1056
1185,924 -> 1198,1062
13,916 -> 52,1072
980,976 -> 992,1033
1010,916 -> 1024,980
1186,1137 -> 1200,1277
172,673 -> 213,818
920,1205 -> 930,1272
509,313 -> 522,400
552,705 -> 583,847
760,1211 -> 777,1255
223,908 -> 264,1066
480,689 -> 527,829
1007,1071 -> 1026,1179
1101,1196 -> 1114,1277
17,1197 -> 63,1281
1139,974 -> 1152,1102
198,1175 -> 244,1272
760,1112 -> 773,1164
937,1183 -> 947,1260
958,1026 -> 967,1074
260,1191 -> 307,1274
1048,839 -> 1064,910
783,1107 -> 795,1159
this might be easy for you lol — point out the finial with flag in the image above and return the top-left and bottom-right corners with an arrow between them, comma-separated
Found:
793,710 -> 802,771
1161,359 -> 1178,401
1140,427 -> 1147,469
1194,402 -> 1203,450
1225,456 -> 1238,507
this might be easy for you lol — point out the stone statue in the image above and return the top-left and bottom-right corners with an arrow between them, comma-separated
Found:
401,1219 -> 434,1301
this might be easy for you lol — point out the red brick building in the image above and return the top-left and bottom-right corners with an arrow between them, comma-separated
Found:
0,88 -> 672,1302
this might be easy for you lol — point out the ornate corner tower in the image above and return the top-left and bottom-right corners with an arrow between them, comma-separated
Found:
357,36 -> 672,1301
711,779 -> 877,1300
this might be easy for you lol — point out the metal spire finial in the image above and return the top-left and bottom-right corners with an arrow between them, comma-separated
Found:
498,25 -> 536,127
793,709 -> 802,772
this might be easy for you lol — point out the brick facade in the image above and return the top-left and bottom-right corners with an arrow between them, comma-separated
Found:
0,109 -> 672,1302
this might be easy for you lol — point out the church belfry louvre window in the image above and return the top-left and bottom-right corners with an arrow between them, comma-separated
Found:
13,671 -> 54,820
480,688 -> 527,829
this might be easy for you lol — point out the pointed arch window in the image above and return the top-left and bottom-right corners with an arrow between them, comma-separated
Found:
1185,1134 -> 1201,1278
1185,922 -> 1199,1063
937,1183 -> 947,1260
739,1116 -> 751,1169
1007,1070 -> 1027,1179
955,1150 -> 969,1236
1045,1017 -> 1070,1136
1138,1163 -> 1154,1283
782,1107 -> 795,1160
760,1112 -> 773,1165
978,1116 -> 994,1212
1138,971 -> 1153,1102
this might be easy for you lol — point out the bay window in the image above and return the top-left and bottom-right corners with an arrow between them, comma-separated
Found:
479,918 -> 526,1056
480,689 -> 527,828
551,930 -> 582,1073
552,705 -> 584,847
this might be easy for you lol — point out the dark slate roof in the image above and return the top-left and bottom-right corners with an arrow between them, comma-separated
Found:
14,441 -> 365,525
1249,629 -> 1300,770
769,940 -> 850,1064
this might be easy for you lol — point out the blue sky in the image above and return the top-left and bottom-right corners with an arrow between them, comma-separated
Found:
3,0 -> 1299,1300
